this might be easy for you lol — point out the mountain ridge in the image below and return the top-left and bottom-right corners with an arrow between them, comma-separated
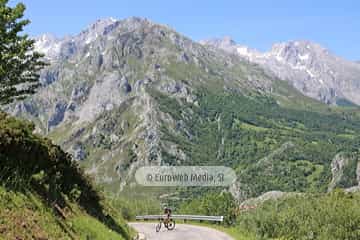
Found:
201,36 -> 360,106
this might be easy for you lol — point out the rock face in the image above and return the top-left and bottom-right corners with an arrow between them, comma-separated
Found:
328,153 -> 350,191
329,153 -> 360,192
201,37 -> 360,106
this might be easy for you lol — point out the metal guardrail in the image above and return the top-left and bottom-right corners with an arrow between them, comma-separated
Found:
135,214 -> 224,222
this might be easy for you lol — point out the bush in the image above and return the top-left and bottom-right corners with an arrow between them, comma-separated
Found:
179,191 -> 237,226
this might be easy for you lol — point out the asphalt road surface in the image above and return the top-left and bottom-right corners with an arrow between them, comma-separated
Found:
129,222 -> 234,240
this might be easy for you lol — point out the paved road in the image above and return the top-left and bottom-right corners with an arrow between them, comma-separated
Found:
129,222 -> 234,240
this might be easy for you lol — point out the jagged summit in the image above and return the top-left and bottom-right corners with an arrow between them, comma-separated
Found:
34,17 -> 174,61
200,36 -> 236,48
202,37 -> 360,105
268,40 -> 333,63
34,20 -> 360,108
82,16 -> 159,34
34,33 -> 62,60
81,17 -> 118,35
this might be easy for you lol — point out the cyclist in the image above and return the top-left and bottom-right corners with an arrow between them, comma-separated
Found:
156,207 -> 175,232
163,207 -> 172,226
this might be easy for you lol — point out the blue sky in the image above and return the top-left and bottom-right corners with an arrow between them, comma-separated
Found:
10,0 -> 360,60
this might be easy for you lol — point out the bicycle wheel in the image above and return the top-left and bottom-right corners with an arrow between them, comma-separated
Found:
156,222 -> 161,232
167,220 -> 175,230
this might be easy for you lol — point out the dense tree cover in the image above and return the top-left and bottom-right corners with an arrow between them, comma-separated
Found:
152,90 -> 360,198
0,0 -> 46,104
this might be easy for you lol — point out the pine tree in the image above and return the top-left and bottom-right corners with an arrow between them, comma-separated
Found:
0,0 -> 46,104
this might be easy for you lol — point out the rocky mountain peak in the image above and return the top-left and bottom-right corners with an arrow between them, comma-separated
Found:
268,40 -> 331,64
35,33 -> 58,43
200,37 -> 260,60
34,17 -> 177,62
80,17 -> 118,36
202,37 -> 360,105
34,33 -> 62,60
88,17 -> 118,29
199,36 -> 237,51
81,17 -> 156,37
222,36 -> 236,45
35,17 -> 152,62
200,36 -> 235,46
271,40 -> 323,53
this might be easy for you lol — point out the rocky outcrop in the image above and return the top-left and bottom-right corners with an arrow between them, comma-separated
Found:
240,191 -> 300,206
328,153 -> 360,191
328,153 -> 349,191
71,142 -> 86,161
345,186 -> 360,193
344,161 -> 360,193
48,102 -> 67,130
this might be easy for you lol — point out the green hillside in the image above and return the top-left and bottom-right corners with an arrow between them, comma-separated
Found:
179,190 -> 360,240
235,190 -> 360,240
152,88 -> 360,199
0,112 -> 133,239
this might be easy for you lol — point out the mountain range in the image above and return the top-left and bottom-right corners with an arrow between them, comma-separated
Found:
7,17 -> 360,201
201,37 -> 360,106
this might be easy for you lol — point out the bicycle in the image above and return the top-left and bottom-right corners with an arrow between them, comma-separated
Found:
155,217 -> 176,232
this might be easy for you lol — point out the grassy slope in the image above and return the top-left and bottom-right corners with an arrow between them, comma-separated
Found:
0,186 -> 132,240
0,112 -> 134,239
